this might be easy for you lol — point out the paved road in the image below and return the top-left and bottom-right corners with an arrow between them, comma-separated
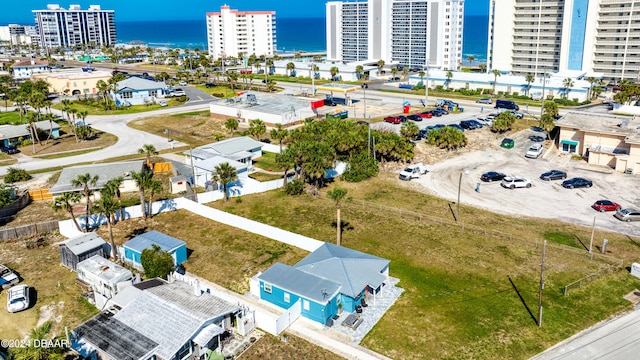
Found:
0,96 -> 212,176
531,309 -> 640,360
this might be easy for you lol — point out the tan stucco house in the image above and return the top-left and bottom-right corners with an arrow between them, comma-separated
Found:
556,112 -> 640,174
31,69 -> 111,96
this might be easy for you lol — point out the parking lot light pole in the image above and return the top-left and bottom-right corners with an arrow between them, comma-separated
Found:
456,170 -> 469,222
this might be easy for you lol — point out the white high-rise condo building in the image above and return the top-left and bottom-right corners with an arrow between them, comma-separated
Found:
326,0 -> 464,70
206,5 -> 276,60
488,0 -> 640,82
33,4 -> 116,49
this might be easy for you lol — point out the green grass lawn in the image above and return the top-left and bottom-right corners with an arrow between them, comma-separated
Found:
196,85 -> 238,98
207,176 -> 640,360
52,98 -> 185,116
249,172 -> 283,182
252,151 -> 279,171
0,111 -> 22,125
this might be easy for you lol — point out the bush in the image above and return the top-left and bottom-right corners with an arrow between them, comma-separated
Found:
177,95 -> 187,103
4,167 -> 31,184
341,152 -> 379,182
285,179 -> 304,195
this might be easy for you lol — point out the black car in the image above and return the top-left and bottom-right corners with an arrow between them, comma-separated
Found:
408,114 -> 422,121
205,82 -> 216,88
481,171 -> 506,182
2,145 -> 18,154
540,170 -> 567,181
398,115 -> 408,122
459,120 -> 480,130
530,135 -> 545,142
562,177 -> 593,189
447,124 -> 465,132
428,109 -> 442,117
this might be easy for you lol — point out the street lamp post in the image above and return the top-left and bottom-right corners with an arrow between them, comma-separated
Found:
456,170 -> 469,222
362,82 -> 367,119
425,60 -> 429,107
540,72 -> 548,118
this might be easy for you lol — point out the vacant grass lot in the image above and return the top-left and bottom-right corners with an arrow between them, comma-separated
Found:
205,176 -> 640,360
52,98 -> 184,116
18,123 -> 117,157
129,111 -> 228,147
0,111 -> 22,125
239,333 -> 342,360
0,234 -> 100,339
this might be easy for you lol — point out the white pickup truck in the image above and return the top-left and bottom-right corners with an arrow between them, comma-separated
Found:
0,264 -> 19,289
399,163 -> 430,181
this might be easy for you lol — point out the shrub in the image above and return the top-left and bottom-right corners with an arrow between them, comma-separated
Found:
512,92 -> 519,97
4,167 -> 31,184
341,152 -> 379,182
285,179 -> 304,195
177,95 -> 187,103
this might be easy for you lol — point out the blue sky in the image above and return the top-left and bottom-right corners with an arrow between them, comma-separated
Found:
2,1 -> 490,24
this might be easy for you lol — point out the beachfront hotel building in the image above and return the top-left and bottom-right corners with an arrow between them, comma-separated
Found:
487,0 -> 640,82
206,5 -> 276,61
33,4 -> 116,49
326,0 -> 464,70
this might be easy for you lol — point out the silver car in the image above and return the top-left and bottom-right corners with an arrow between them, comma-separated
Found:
614,208 -> 640,222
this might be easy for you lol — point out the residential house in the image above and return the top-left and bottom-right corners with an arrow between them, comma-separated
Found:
76,255 -> 134,309
556,112 -> 640,174
193,156 -> 248,188
57,232 -> 108,271
123,230 -> 187,270
48,160 -> 144,197
72,279 -> 243,360
190,136 -> 263,165
0,120 -> 60,148
253,243 -> 390,325
11,57 -> 49,80
112,77 -> 165,106
31,69 -> 111,96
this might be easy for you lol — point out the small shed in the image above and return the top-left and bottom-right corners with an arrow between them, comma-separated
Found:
170,175 -> 188,194
58,233 -> 108,271
123,231 -> 187,270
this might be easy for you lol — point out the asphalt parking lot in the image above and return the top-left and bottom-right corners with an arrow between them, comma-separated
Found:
412,128 -> 640,238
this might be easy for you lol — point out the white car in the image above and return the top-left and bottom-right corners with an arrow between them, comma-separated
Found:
158,100 -> 168,107
179,81 -> 187,86
7,284 -> 29,313
172,89 -> 186,97
501,176 -> 532,189
0,265 -> 19,289
525,143 -> 543,159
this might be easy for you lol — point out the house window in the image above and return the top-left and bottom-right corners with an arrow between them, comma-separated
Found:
122,91 -> 133,99
148,90 -> 156,96
303,300 -> 310,310
284,293 -> 290,303
264,283 -> 272,294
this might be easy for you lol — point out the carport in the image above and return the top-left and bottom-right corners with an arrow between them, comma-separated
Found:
316,83 -> 361,106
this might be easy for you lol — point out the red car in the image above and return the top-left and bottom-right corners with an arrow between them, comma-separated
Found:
384,116 -> 402,124
418,112 -> 433,119
592,200 -> 621,212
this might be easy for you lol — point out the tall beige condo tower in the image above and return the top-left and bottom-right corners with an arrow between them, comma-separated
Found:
206,5 -> 276,60
33,4 -> 116,49
326,0 -> 464,70
488,0 -> 640,82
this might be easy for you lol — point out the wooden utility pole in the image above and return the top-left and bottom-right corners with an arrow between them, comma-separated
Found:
589,216 -> 596,259
538,240 -> 547,327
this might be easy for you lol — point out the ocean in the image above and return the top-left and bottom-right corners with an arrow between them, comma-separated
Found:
117,15 -> 488,62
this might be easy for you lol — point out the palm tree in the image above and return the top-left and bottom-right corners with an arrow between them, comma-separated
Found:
525,74 -> 535,97
92,193 -> 120,260
391,67 -> 398,80
402,68 -> 409,81
491,69 -> 502,94
147,180 -> 163,219
377,59 -> 385,76
8,321 -> 67,360
132,170 -> 153,219
68,108 -> 79,142
445,71 -> 453,89
102,176 -> 124,223
225,118 -> 239,134
249,119 -> 266,140
400,121 -> 420,141
286,62 -> 296,77
138,144 -> 158,170
355,65 -> 364,80
467,55 -> 475,66
71,173 -> 99,232
586,76 -> 598,100
562,78 -> 575,99
479,63 -> 487,73
270,123 -> 288,152
418,70 -> 425,87
96,79 -> 110,110
52,192 -> 82,232
276,149 -> 294,188
327,186 -> 348,246
330,66 -> 339,81
213,162 -> 238,202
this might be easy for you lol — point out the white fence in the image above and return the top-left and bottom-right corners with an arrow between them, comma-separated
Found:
196,177 -> 290,204
275,299 -> 301,335
59,195 -> 324,252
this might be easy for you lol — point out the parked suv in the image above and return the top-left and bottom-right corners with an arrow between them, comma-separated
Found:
501,176 -> 532,189
495,99 -> 519,111
614,208 -> 640,222
525,143 -> 543,159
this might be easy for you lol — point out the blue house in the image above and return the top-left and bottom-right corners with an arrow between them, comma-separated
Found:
112,77 -> 165,106
123,231 -> 187,269
255,243 -> 390,325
